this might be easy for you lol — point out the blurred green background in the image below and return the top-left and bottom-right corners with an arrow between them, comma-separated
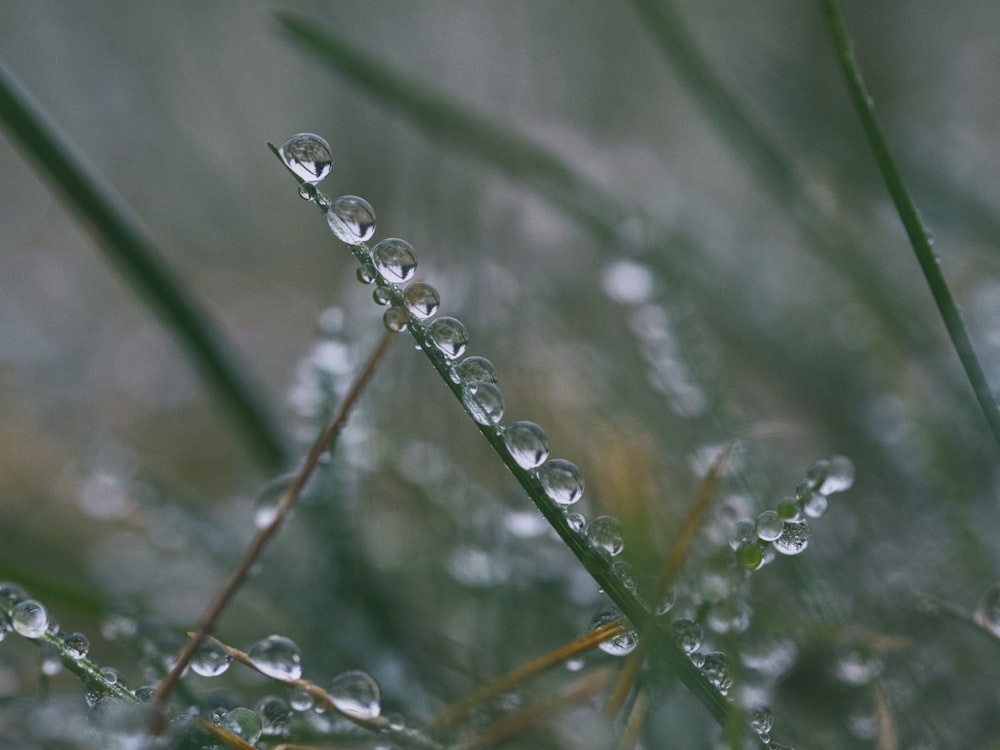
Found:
1,1 -> 999,747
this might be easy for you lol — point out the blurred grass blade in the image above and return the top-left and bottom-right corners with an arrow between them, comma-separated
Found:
820,0 -> 1000,451
274,12 -> 626,242
0,59 -> 288,469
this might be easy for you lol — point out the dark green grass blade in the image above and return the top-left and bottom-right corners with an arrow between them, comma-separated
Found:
819,1 -> 1000,451
273,12 -> 627,243
0,60 -> 288,469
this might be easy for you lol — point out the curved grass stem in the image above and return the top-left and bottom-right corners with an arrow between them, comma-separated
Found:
820,0 -> 1000,452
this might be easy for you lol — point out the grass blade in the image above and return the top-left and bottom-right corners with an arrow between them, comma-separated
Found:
0,59 -> 288,469
819,0 -> 1000,451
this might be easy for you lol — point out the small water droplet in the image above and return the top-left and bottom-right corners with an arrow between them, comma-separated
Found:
383,306 -> 410,332
776,497 -> 802,522
537,459 -> 584,505
256,696 -> 292,736
248,635 -> 302,681
772,519 -> 810,555
289,686 -> 315,712
586,516 -> 625,557
254,474 -> 295,530
700,651 -> 733,693
502,421 -> 550,469
453,356 -> 497,385
222,707 -> 262,744
565,511 -> 587,532
279,134 -> 333,184
11,599 -> 48,638
326,670 -> 381,719
670,617 -> 703,654
327,195 -> 376,244
730,518 -> 756,550
801,491 -> 829,518
371,238 -> 417,283
356,262 -> 377,285
298,182 -> 319,202
974,581 -> 1000,636
611,560 -> 636,590
428,317 -> 469,360
750,706 -> 773,737
636,577 -> 675,616
0,583 -> 29,604
403,283 -> 440,319
737,541 -> 765,570
833,647 -> 882,685
191,639 -> 232,678
461,381 -> 504,425
821,455 -> 855,494
589,605 -> 638,656
755,510 -> 783,541
63,632 -> 90,659
372,285 -> 393,306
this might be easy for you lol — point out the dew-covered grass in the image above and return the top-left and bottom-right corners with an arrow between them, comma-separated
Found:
2,2 -> 1000,748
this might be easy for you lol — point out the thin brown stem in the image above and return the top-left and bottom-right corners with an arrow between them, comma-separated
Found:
153,330 -> 397,709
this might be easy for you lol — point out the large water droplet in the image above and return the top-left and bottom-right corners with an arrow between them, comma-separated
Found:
371,238 -> 417,283
670,617 -> 703,654
428,317 -> 469,360
403,283 -> 440,319
755,510 -> 783,542
537,459 -> 584,505
700,651 -> 733,693
327,196 -> 376,244
974,581 -> 1000,636
461,381 -> 504,425
0,582 -> 29,604
586,516 -> 625,557
326,670 -> 381,719
589,606 -> 638,656
191,638 -> 232,678
11,599 -> 48,638
502,421 -> 549,469
279,134 -> 333,184
222,707 -> 262,744
453,356 -> 497,385
248,635 -> 302,681
772,519 -> 810,555
737,541 -> 765,571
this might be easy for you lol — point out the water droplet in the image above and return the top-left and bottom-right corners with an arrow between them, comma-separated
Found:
326,670 -> 381,719
254,474 -> 295,530
700,651 -> 733,693
737,541 -> 765,570
248,635 -> 302,681
772,519 -> 810,555
801,491 -> 829,518
0,583 -> 29,604
537,459 -> 584,505
297,182 -> 318,202
755,510 -> 783,542
502,421 -> 550,469
974,582 -> 1000,636
821,454 -> 855,494
256,696 -> 292,736
776,497 -> 802,522
706,598 -> 751,634
383,306 -> 409,332
289,686 -> 315,712
279,134 -> 333,184
356,262 -> 377,284
11,599 -> 48,638
427,317 -> 468,360
453,356 -> 497,385
589,606 -> 638,656
191,639 -> 232,677
133,686 -> 156,702
670,617 -> 703,654
586,516 -> 625,557
64,632 -> 90,659
750,706 -> 773,737
41,647 -> 62,676
403,283 -> 440,319
101,667 -> 127,689
730,518 -> 756,549
611,560 -> 636,590
565,511 -> 587,532
371,238 -> 417,283
461,381 -> 504,425
372,285 -> 393,306
327,196 -> 376,244
636,577 -> 675,616
833,647 -> 882,685
222,707 -> 262,744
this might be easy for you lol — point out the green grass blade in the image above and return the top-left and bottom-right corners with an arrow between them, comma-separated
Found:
273,12 -> 626,242
819,0 -> 1000,451
0,59 -> 289,469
